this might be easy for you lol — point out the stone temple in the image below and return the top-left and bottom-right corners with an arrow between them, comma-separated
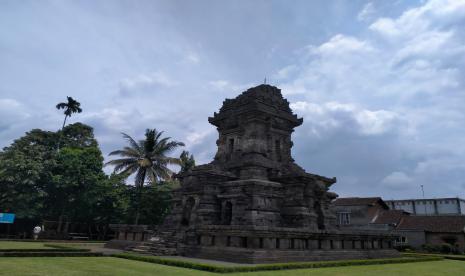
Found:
130,84 -> 399,263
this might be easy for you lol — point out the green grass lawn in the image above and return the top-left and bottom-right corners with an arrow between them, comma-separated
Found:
0,257 -> 463,276
0,241 -> 105,250
0,241 -> 48,250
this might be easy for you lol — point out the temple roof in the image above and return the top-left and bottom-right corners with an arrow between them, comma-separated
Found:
208,84 -> 302,128
219,84 -> 291,113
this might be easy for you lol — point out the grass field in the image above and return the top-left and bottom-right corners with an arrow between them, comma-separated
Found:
0,241 -> 49,250
0,257 -> 463,276
0,241 -> 463,275
0,241 -> 105,250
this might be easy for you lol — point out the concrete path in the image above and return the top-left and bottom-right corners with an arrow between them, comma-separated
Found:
90,247 -> 123,256
156,256 -> 255,266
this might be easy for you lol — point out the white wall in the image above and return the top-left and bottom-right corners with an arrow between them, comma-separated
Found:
415,200 -> 436,215
436,199 -> 460,214
388,198 -> 465,215
459,200 -> 465,215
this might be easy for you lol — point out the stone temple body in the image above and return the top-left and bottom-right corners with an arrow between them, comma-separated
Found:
132,85 -> 399,263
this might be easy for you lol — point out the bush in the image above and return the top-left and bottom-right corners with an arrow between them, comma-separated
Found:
422,243 -> 445,253
112,253 -> 442,273
394,245 -> 414,252
422,244 -> 436,253
439,243 -> 452,254
422,243 -> 462,254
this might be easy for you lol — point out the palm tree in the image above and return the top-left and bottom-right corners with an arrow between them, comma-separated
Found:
179,150 -> 195,174
55,96 -> 82,230
105,129 -> 184,224
56,96 -> 83,130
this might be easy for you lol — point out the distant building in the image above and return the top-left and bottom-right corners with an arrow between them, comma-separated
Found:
385,198 -> 465,215
395,215 -> 465,252
333,197 -> 465,252
332,197 -> 407,230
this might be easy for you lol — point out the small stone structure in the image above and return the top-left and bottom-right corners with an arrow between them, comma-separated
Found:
130,85 -> 399,263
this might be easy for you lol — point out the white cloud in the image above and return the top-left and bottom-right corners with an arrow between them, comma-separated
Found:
119,71 -> 177,91
370,0 -> 465,39
209,80 -> 229,90
0,98 -> 23,111
354,108 -> 400,135
274,65 -> 297,80
357,2 -> 376,22
291,101 -> 403,137
279,0 -> 465,198
83,108 -> 136,132
2,0 -> 465,199
208,80 -> 255,95
312,34 -> 373,55
381,171 -> 413,190
414,156 -> 465,175
0,98 -> 29,130
186,51 -> 200,64
185,129 -> 214,146
281,0 -> 465,104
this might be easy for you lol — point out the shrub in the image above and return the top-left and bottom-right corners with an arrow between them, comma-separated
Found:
439,243 -> 452,254
394,245 -> 414,252
422,244 -> 435,253
112,253 -> 442,273
422,243 -> 461,254
422,243 -> 444,253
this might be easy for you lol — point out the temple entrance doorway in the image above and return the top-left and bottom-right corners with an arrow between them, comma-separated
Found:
223,201 -> 233,225
181,197 -> 195,226
314,201 -> 325,230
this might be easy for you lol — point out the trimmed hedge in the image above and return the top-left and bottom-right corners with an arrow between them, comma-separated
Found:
0,252 -> 103,257
444,255 -> 465,261
403,252 -> 465,261
112,253 -> 443,273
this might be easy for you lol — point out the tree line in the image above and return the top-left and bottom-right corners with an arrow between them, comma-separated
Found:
0,97 -> 195,236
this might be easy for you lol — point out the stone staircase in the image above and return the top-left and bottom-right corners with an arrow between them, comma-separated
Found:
128,230 -> 180,256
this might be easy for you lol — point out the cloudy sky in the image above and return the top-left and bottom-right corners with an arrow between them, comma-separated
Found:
1,0 -> 465,200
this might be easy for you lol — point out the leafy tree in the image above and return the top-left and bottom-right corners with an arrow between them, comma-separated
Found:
126,182 -> 172,225
179,150 -> 195,174
105,129 -> 184,224
0,129 -> 57,218
56,96 -> 82,130
0,123 -> 124,231
93,173 -> 131,224
45,146 -> 106,231
59,122 -> 98,148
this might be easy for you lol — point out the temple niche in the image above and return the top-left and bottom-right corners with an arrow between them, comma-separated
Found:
143,84 -> 399,263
